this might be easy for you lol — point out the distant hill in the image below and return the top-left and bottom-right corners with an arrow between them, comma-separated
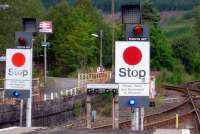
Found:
42,0 -> 200,12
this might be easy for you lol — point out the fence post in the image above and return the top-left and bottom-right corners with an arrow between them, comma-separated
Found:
55,92 -> 58,98
50,92 -> 54,100
44,94 -> 47,101
60,90 -> 63,97
74,88 -> 77,95
70,89 -> 73,95
65,90 -> 68,96
78,73 -> 80,88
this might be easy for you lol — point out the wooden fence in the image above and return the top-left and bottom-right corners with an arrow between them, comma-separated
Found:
78,71 -> 111,88
42,71 -> 112,101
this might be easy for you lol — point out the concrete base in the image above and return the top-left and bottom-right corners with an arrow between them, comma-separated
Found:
0,127 -> 190,134
0,127 -> 47,134
154,129 -> 190,134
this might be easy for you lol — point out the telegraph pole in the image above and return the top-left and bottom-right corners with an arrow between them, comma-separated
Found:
100,30 -> 103,66
111,0 -> 115,73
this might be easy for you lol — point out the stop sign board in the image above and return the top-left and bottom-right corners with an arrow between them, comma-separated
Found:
5,49 -> 32,90
115,41 -> 150,84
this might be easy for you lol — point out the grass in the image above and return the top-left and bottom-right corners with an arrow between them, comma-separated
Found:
163,20 -> 194,40
160,10 -> 195,40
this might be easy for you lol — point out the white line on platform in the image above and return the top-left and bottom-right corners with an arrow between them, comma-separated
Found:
0,127 -> 19,132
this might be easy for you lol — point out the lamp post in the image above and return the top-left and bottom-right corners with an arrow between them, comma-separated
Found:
91,29 -> 103,66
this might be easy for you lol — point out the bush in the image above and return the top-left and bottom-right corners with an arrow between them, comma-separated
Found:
92,94 -> 112,117
73,100 -> 82,117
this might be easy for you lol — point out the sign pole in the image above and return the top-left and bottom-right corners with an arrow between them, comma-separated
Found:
135,108 -> 139,130
86,95 -> 92,129
131,108 -> 139,131
20,99 -> 23,126
26,48 -> 32,127
44,33 -> 47,85
140,107 -> 144,130
112,95 -> 119,129
112,96 -> 115,129
131,108 -> 135,130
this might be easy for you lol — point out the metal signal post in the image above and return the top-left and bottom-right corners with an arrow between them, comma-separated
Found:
44,34 -> 47,85
120,4 -> 150,131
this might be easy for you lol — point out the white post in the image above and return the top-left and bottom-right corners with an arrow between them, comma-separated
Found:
50,92 -> 53,100
44,94 -> 47,101
20,99 -> 24,127
131,109 -> 135,130
140,107 -> 144,131
65,90 -> 68,96
26,49 -> 32,127
26,87 -> 32,127
131,108 -> 139,131
112,95 -> 119,129
135,108 -> 139,130
70,89 -> 73,95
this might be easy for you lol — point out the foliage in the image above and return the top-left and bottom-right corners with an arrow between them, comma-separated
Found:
43,0 -> 200,12
73,100 -> 82,117
90,0 -> 200,12
92,94 -> 112,117
45,0 -> 112,76
172,35 -> 200,74
142,0 -> 160,23
0,0 -> 199,84
195,5 -> 200,44
157,66 -> 193,85
0,0 -> 44,52
150,25 -> 175,71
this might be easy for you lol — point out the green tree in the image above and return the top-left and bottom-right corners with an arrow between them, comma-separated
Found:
172,35 -> 200,74
46,0 -> 112,76
150,25 -> 175,71
195,5 -> 200,44
142,0 -> 160,23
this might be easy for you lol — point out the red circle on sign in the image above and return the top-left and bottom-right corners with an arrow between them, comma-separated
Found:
123,46 -> 142,65
12,53 -> 25,67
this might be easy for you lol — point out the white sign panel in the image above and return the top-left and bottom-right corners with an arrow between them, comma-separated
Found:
5,49 -> 32,90
39,21 -> 53,33
87,84 -> 118,89
115,41 -> 150,84
119,84 -> 149,96
5,80 -> 31,90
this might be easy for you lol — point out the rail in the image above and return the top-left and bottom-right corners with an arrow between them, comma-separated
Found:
93,82 -> 200,132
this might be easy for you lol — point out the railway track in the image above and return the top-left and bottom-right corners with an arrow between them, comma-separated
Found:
0,81 -> 200,132
93,82 -> 200,134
